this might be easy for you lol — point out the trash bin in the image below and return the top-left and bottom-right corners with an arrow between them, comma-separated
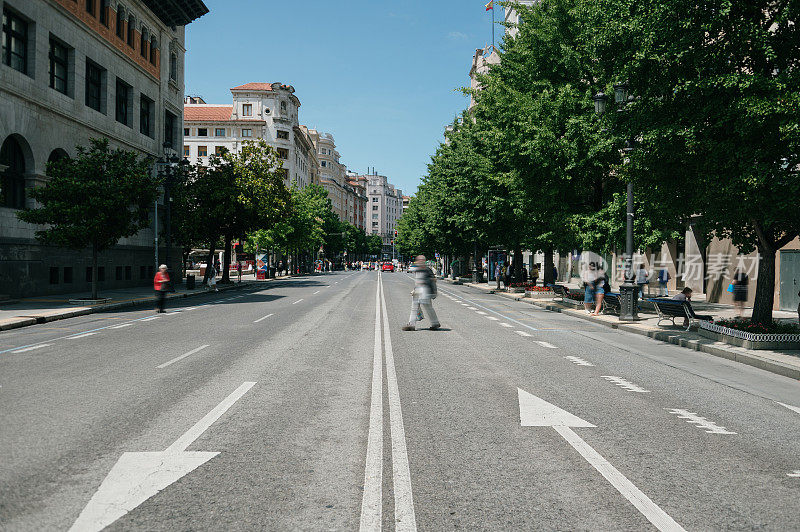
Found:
256,270 -> 266,280
186,275 -> 195,289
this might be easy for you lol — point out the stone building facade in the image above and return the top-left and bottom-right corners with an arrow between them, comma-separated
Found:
0,0 -> 207,298
352,172 -> 403,249
183,82 -> 316,189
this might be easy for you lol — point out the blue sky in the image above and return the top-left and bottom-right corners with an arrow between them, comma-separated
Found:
184,0 -> 502,195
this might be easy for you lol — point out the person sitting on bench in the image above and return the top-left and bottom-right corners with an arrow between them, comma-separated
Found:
671,287 -> 712,327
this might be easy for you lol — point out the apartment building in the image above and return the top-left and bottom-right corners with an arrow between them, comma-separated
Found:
0,0 -> 207,298
350,172 -> 403,248
183,82 -> 315,189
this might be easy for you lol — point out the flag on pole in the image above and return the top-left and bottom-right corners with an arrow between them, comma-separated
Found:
485,1 -> 493,11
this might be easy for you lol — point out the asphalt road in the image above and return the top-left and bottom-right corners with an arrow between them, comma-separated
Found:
1,271 -> 798,531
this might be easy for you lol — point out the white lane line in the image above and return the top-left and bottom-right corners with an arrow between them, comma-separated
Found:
111,323 -> 133,329
666,409 -> 736,434
165,381 -> 256,453
292,299 -> 303,304
379,274 -> 417,531
183,307 -> 198,311
515,330 -> 532,337
475,311 -> 487,315
140,316 -> 160,322
12,344 -> 51,353
460,303 -> 469,306
788,470 -> 800,478
565,356 -> 595,367
467,306 -> 477,310
536,341 -> 558,349
313,290 -> 320,295
601,376 -> 650,393
486,316 -> 499,321
157,345 -> 210,369
777,402 -> 800,416
500,323 -> 513,328
438,287 -> 538,330
253,313 -> 274,323
360,276 -> 383,530
69,332 -> 97,340
554,426 -> 686,531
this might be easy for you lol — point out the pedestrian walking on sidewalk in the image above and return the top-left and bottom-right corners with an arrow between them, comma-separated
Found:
636,264 -> 649,300
207,263 -> 218,291
154,265 -> 170,313
403,255 -> 440,331
495,262 -> 501,290
657,268 -> 670,296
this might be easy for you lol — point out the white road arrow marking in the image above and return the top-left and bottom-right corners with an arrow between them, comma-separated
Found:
518,388 -> 685,532
777,402 -> 800,416
70,382 -> 256,532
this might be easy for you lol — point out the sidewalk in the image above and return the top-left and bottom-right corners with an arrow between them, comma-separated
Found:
0,274 -> 283,331
445,279 -> 800,381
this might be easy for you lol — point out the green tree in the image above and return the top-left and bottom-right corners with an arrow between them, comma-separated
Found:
18,138 -> 158,299
595,0 -> 800,323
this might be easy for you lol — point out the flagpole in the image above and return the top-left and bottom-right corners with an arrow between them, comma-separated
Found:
491,3 -> 495,49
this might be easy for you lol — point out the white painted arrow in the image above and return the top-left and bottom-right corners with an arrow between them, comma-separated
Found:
517,388 -> 685,532
70,382 -> 256,532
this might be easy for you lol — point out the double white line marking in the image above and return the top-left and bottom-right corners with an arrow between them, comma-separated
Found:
361,274 -> 417,531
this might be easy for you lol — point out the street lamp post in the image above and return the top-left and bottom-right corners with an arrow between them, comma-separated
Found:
594,83 -> 639,321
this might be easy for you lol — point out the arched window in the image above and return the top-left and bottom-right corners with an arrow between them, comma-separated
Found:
149,36 -> 157,65
0,136 -> 27,209
46,149 -> 69,177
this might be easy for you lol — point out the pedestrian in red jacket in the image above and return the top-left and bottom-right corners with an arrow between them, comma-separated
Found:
154,265 -> 170,313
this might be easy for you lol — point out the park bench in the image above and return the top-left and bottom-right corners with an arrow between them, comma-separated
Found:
552,284 -> 571,302
649,298 -> 712,330
602,293 -> 621,315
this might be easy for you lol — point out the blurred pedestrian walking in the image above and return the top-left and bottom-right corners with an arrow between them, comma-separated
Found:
732,269 -> 749,318
636,264 -> 649,299
403,255 -> 440,331
207,263 -> 218,291
154,264 -> 170,313
657,268 -> 670,296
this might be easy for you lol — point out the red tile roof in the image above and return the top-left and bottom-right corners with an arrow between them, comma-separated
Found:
183,106 -> 233,121
230,82 -> 275,91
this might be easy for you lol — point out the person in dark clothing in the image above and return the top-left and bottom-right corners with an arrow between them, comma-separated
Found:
732,269 -> 749,318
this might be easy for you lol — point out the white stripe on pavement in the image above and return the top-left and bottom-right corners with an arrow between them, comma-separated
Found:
140,316 -> 160,322
293,299 -> 303,304
360,276 -> 384,530
554,426 -> 686,532
12,344 -> 51,353
157,345 -> 210,369
313,290 -> 320,295
253,313 -> 274,323
515,331 -> 532,337
486,316 -> 499,321
379,274 -> 417,531
500,323 -> 513,328
111,323 -> 133,329
777,402 -> 800,416
536,341 -> 558,349
438,287 -> 538,331
69,332 -> 97,339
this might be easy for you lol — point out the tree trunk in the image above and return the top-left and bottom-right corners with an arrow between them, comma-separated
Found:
221,235 -> 232,283
751,243 -> 776,325
543,248 -> 555,287
513,249 -> 524,283
91,245 -> 98,300
202,244 -> 216,285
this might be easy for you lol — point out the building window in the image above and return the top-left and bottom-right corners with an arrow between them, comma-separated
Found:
140,29 -> 147,57
140,265 -> 146,279
127,15 -> 135,47
169,51 -> 177,81
183,127 -> 190,136
115,266 -> 123,281
99,0 -> 108,26
372,197 -> 378,202
277,130 -> 289,140
321,161 -> 326,167
140,95 -> 153,137
85,59 -> 105,113
372,222 -> 378,227
372,205 -> 378,211
214,128 -> 225,137
198,145 -> 207,157
86,0 -> 95,17
280,101 -> 287,113
242,104 -> 252,116
215,146 -> 224,155
98,267 -> 105,282
2,8 -> 29,75
183,145 -> 189,156
197,128 -> 208,137
241,129 -> 252,137
50,267 -> 60,284
115,78 -> 131,126
277,148 -> 288,159
115,8 -> 124,39
164,111 -> 177,148
49,38 -> 69,95
64,267 -> 73,284
149,36 -> 157,64
372,214 -> 378,219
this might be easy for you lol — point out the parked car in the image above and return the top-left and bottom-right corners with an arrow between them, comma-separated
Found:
381,262 -> 395,272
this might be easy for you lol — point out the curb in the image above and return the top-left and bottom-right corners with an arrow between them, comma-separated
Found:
446,279 -> 800,381
0,281 -> 260,331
